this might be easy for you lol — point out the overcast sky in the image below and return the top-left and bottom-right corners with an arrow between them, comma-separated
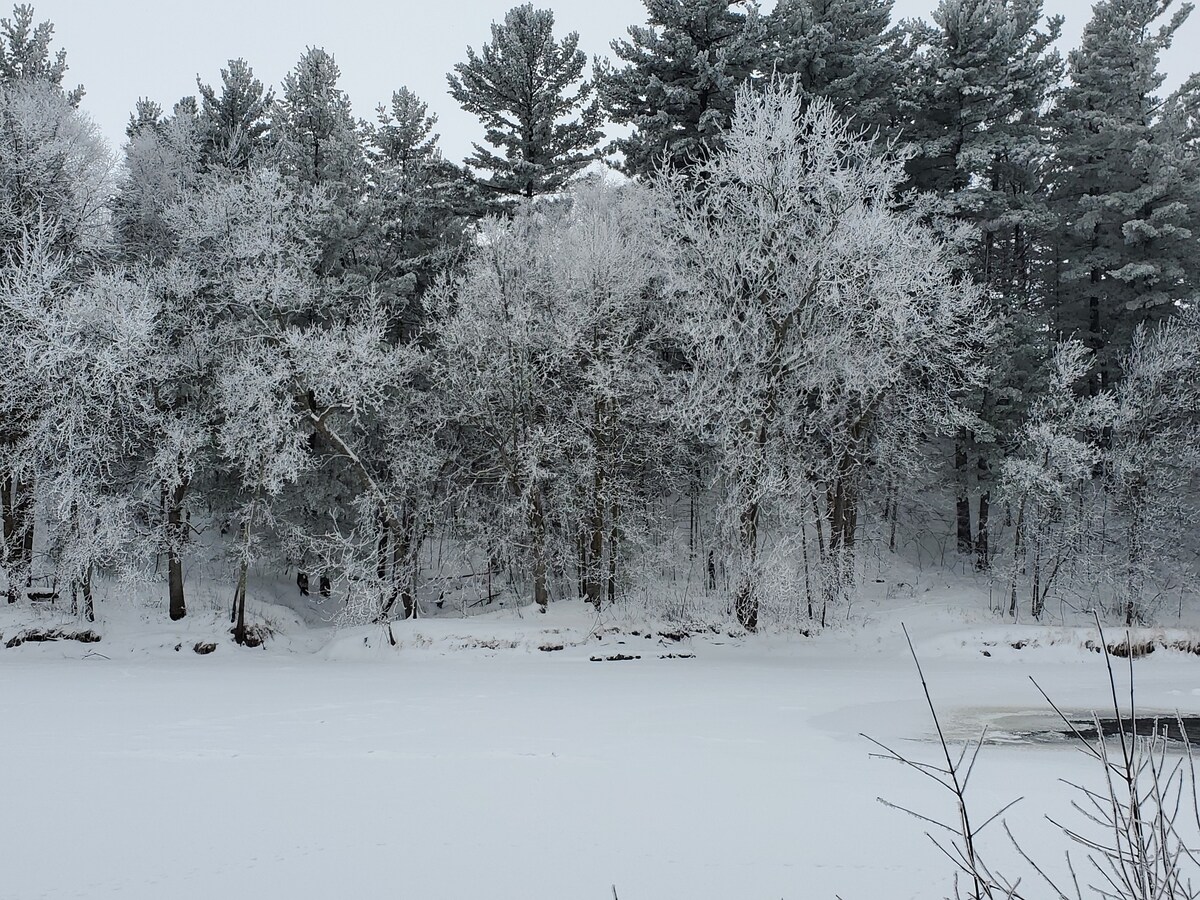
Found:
31,0 -> 1200,162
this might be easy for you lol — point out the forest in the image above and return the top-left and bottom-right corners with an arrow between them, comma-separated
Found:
1,0 -> 1198,640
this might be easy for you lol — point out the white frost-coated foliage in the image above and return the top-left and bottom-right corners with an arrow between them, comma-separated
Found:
433,178 -> 671,609
0,79 -> 111,251
1107,311 -> 1200,623
1000,340 -> 1113,619
656,80 -> 990,628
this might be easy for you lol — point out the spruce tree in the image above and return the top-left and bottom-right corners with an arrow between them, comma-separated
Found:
1048,0 -> 1200,394
447,4 -> 602,200
602,0 -> 764,178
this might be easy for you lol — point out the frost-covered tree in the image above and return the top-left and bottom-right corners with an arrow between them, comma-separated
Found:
543,179 -> 673,608
433,181 -> 671,611
0,3 -> 82,104
113,105 -> 204,263
274,47 -> 363,194
901,0 -> 1064,564
1107,312 -> 1200,623
1048,0 -> 1200,394
1000,341 -> 1111,619
0,78 -> 109,603
602,0 -> 765,177
197,58 -> 274,172
448,4 -> 602,200
365,86 -> 478,323
767,0 -> 905,138
656,81 -> 989,630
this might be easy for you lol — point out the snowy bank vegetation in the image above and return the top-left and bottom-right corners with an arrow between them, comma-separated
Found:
0,0 -> 1198,638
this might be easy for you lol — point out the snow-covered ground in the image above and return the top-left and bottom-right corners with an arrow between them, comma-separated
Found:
4,584 -> 1200,900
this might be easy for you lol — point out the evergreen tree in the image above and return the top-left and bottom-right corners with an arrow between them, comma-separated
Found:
767,0 -> 905,137
273,47 -> 369,275
602,0 -> 764,177
198,58 -> 273,172
125,98 -> 163,139
0,4 -> 81,104
1048,0 -> 1200,394
901,0 -> 1064,563
448,4 -> 601,200
274,47 -> 364,194
365,86 -> 479,332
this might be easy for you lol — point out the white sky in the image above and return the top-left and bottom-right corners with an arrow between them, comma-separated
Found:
32,0 -> 1200,162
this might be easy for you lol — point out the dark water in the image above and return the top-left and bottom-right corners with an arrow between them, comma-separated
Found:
1065,716 -> 1200,743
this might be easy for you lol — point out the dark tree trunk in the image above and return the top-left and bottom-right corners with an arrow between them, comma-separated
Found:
1030,536 -> 1043,620
82,565 -> 94,623
529,487 -> 549,611
1008,502 -> 1025,618
166,479 -> 188,621
232,513 -> 253,644
606,500 -> 618,607
585,466 -> 604,610
735,499 -> 759,632
376,509 -> 389,582
975,490 -> 990,572
398,526 -> 416,620
3,473 -> 15,603
232,556 -> 249,645
955,433 -> 973,554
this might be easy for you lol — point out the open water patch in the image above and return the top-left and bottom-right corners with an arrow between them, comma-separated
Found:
948,710 -> 1200,746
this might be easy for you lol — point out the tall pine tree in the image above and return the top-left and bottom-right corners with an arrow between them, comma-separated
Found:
601,0 -> 765,177
902,0 -> 1064,564
0,3 -> 81,104
198,58 -> 273,172
448,4 -> 602,200
767,0 -> 905,138
1048,0 -> 1200,394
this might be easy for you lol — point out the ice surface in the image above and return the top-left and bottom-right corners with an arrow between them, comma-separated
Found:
3,594 -> 1200,899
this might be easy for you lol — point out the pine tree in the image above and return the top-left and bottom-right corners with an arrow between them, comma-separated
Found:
273,47 -> 369,275
901,0 -> 1064,563
602,0 -> 765,178
767,0 -> 905,137
448,4 -> 601,200
1048,0 -> 1200,394
198,58 -> 273,172
0,4 -> 81,104
366,86 -> 478,329
274,47 -> 365,194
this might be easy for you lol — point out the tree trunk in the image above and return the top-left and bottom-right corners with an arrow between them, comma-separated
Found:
529,487 -> 549,611
1008,501 -> 1026,619
2,472 -> 14,551
1030,535 -> 1043,620
398,524 -> 416,620
585,465 -> 604,610
735,499 -> 759,632
376,508 -> 389,583
954,433 -> 972,554
82,564 -> 94,623
975,490 -> 990,572
606,499 -> 618,607
166,479 -> 188,621
3,472 -> 15,603
232,557 -> 248,644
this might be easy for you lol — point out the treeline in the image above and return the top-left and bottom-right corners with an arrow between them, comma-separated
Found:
0,0 -> 1198,635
